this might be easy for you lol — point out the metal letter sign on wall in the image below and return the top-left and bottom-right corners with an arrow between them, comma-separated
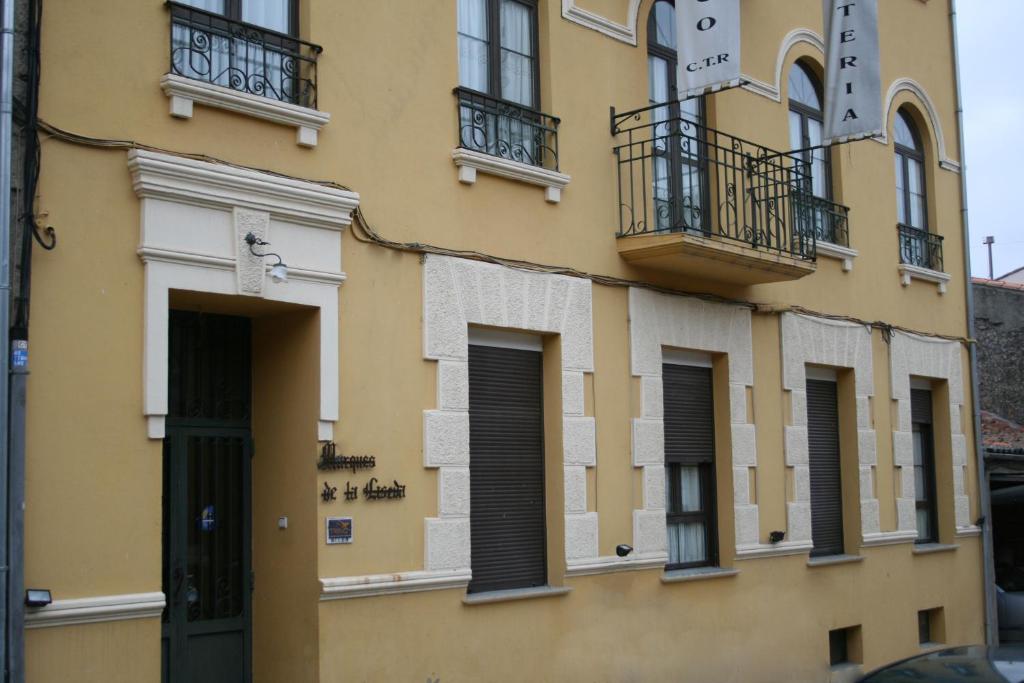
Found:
823,0 -> 882,143
675,0 -> 741,98
317,442 -> 406,505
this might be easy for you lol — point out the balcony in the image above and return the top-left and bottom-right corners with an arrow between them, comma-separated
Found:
452,87 -> 569,202
168,2 -> 321,107
613,102 -> 822,285
898,224 -> 949,293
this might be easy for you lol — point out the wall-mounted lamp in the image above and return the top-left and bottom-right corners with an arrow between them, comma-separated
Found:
615,544 -> 633,558
768,530 -> 785,544
244,232 -> 288,283
25,589 -> 51,608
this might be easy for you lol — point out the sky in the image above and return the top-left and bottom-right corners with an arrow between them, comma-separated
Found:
955,1 -> 1024,278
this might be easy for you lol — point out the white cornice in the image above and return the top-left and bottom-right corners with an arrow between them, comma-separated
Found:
160,74 -> 331,147
862,530 -> 919,547
564,554 -> 665,577
320,569 -> 471,600
452,148 -> 572,203
137,247 -> 347,286
127,149 -> 359,230
899,262 -> 951,294
735,541 -> 814,560
741,28 -> 826,103
25,592 -> 165,629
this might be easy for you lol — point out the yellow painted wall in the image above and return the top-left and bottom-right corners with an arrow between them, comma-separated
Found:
22,0 -> 985,681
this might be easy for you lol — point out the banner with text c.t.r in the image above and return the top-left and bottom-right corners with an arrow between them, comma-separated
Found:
823,0 -> 883,144
676,0 -> 741,99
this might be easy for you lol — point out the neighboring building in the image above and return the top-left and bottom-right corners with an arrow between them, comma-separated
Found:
19,1 -> 986,682
973,276 -> 1024,643
996,266 -> 1024,285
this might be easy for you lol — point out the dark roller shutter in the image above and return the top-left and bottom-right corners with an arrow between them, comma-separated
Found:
467,344 -> 546,593
663,364 -> 714,464
808,378 -> 844,557
911,388 -> 933,424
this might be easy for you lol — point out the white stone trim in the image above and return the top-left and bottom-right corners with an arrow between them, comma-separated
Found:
25,592 -> 165,629
160,74 -> 331,148
422,255 -> 596,577
319,570 -> 472,600
128,148 -> 358,229
560,0 -> 642,45
734,540 -> 814,560
861,530 -> 919,547
889,331 -> 972,534
129,149 -> 358,440
628,287 -> 758,558
452,148 -> 571,203
874,78 -> 962,173
899,263 -> 951,294
816,242 -> 859,272
780,313 -> 878,546
564,555 -> 665,577
738,28 -> 827,103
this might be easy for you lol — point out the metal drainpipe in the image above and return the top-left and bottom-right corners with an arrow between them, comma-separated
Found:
0,0 -> 13,677
949,0 -> 998,647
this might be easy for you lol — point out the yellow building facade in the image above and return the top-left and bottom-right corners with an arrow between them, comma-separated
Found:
21,0 -> 987,681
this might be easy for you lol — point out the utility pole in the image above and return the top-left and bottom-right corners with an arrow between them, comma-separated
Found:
983,235 -> 995,279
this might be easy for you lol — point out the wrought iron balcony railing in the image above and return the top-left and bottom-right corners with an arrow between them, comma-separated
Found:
168,1 -> 321,108
455,87 -> 560,172
898,224 -> 944,272
794,193 -> 850,248
613,102 -> 816,261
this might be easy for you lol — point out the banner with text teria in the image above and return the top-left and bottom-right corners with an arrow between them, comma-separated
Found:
676,0 -> 741,98
822,0 -> 883,143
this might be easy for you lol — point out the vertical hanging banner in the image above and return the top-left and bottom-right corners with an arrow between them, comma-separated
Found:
822,0 -> 883,144
675,0 -> 741,98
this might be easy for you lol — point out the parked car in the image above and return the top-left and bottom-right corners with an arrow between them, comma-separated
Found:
999,585 -> 1024,643
858,645 -> 1024,682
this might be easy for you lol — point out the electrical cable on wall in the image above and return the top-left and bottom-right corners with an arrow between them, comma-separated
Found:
34,118 -> 972,347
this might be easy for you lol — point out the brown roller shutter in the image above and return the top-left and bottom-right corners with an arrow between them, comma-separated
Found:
911,388 -> 933,424
808,378 -> 844,557
467,344 -> 546,594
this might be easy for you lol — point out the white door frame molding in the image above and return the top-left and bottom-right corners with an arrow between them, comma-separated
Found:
128,149 -> 359,440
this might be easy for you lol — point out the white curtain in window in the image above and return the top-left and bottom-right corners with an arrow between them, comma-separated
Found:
458,0 -> 489,92
499,0 -> 533,107
895,155 -> 907,224
243,0 -> 290,32
668,522 -> 707,564
179,0 -> 224,11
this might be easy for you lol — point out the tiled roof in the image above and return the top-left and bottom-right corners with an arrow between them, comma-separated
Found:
972,277 -> 1024,291
981,410 -> 1024,450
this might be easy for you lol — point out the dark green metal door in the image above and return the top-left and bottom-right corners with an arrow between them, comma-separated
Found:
162,311 -> 253,683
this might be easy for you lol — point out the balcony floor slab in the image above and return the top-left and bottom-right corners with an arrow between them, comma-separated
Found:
617,231 -> 817,285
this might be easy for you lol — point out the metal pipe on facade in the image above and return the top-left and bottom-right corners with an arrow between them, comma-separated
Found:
949,0 -> 998,647
0,0 -> 14,676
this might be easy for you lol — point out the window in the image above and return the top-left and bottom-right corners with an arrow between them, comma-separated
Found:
808,376 -> 844,557
894,110 -> 926,231
912,388 -> 938,544
170,0 -> 317,107
458,0 -> 538,108
663,361 -> 718,569
788,63 -> 830,202
456,0 -> 558,170
829,626 -> 861,667
647,0 -> 707,233
918,607 -> 944,645
467,340 -> 546,593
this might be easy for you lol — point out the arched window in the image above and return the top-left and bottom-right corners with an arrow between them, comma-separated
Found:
788,62 -> 830,201
894,109 -> 926,230
647,0 -> 706,232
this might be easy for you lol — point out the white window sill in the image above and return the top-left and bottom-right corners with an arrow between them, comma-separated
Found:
452,148 -> 571,203
807,554 -> 864,568
899,263 -> 950,294
661,566 -> 739,584
912,543 -> 959,555
461,585 -> 571,605
816,241 -> 858,272
160,74 -> 331,148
